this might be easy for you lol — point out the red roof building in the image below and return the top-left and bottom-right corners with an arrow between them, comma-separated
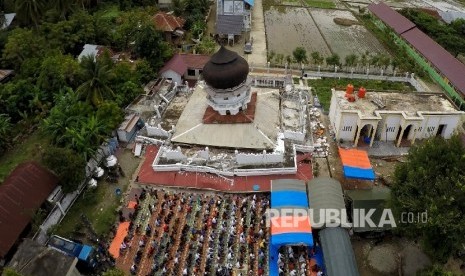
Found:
153,12 -> 186,44
160,53 -> 211,86
0,162 -> 59,259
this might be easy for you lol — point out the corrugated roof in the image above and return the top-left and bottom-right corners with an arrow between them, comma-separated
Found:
153,12 -> 185,32
401,28 -> 465,98
1,13 -> 15,29
216,15 -> 243,35
320,228 -> 360,276
0,69 -> 13,82
439,10 -> 465,24
77,44 -> 109,62
307,177 -> 346,229
0,162 -> 59,258
368,2 -> 416,34
159,54 -> 188,75
118,114 -> 140,132
181,54 -> 211,69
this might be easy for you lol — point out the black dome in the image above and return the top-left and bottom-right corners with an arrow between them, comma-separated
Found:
202,47 -> 249,89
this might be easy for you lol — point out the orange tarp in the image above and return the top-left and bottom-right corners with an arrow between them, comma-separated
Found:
338,148 -> 372,169
127,201 -> 137,209
109,221 -> 129,258
270,216 -> 312,235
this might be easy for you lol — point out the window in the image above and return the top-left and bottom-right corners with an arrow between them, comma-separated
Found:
199,70 -> 203,75
187,69 -> 196,76
224,97 -> 229,100
417,127 -> 423,132
427,126 -> 435,132
386,126 -> 396,132
342,126 -> 352,132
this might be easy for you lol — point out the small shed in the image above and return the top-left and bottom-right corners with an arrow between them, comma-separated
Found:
345,186 -> 391,233
117,114 -> 141,143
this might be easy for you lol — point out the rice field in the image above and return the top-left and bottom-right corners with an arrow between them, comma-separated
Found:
265,7 -> 332,58
310,9 -> 389,59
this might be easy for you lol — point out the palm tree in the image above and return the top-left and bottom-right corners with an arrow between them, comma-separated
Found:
15,0 -> 46,27
76,55 -> 114,107
52,0 -> 74,19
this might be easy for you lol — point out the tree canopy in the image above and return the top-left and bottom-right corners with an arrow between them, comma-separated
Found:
391,135 -> 465,262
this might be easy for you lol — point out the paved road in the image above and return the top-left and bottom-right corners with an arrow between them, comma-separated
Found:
247,0 -> 267,66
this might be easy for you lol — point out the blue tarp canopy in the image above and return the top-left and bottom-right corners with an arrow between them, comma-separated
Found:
269,180 -> 314,276
244,0 -> 254,6
342,166 -> 375,180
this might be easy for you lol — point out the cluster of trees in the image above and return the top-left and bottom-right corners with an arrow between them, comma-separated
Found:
172,0 -> 211,39
391,135 -> 465,262
269,48 -> 394,71
0,0 -> 176,193
401,9 -> 465,57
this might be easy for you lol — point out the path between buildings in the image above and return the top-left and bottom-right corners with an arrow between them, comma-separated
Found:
246,0 -> 268,66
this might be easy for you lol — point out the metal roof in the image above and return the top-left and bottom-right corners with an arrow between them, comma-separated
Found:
0,162 -> 59,258
307,177 -> 346,229
8,239 -> 78,276
216,15 -> 243,35
320,227 -> 360,276
368,2 -> 415,34
401,27 -> 465,98
345,186 -> 391,232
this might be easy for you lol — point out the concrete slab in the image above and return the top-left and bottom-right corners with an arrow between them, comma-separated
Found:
171,85 -> 280,149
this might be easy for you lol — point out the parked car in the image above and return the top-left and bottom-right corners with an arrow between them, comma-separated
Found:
244,42 -> 252,54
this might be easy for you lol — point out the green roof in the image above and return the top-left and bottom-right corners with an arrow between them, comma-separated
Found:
307,177 -> 346,229
320,228 -> 360,276
345,186 -> 391,232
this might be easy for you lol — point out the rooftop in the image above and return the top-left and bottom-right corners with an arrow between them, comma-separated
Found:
170,84 -> 280,149
8,239 -> 78,276
153,12 -> 185,32
334,90 -> 459,117
0,162 -> 59,258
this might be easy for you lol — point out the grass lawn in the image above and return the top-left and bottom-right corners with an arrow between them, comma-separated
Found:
293,77 -> 300,84
96,4 -> 121,20
56,180 -> 121,238
304,0 -> 336,9
309,78 -> 414,110
0,130 -> 50,183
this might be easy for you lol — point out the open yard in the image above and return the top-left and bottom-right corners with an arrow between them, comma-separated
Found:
265,7 -> 331,57
311,9 -> 389,58
55,148 -> 141,241
0,130 -> 50,183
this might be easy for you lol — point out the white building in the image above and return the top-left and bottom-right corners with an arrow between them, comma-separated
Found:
202,46 -> 252,115
329,89 -> 464,147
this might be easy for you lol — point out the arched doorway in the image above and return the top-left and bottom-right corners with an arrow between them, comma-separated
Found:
396,124 -> 413,147
356,124 -> 375,146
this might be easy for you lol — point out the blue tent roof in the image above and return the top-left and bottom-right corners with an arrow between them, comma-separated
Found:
244,0 -> 254,6
343,166 -> 375,180
271,190 -> 308,208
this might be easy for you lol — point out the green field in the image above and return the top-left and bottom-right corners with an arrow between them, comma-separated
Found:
0,130 -> 50,183
55,180 -> 120,238
304,0 -> 336,9
309,78 -> 414,110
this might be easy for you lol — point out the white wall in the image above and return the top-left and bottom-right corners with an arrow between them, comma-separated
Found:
184,68 -> 202,80
337,113 -> 359,141
146,124 -> 170,138
161,70 -> 182,85
235,151 -> 284,165
380,114 -> 402,141
284,130 -> 305,142
416,114 -> 462,139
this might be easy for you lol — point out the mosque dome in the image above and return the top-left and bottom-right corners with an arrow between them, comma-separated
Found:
202,46 -> 249,90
